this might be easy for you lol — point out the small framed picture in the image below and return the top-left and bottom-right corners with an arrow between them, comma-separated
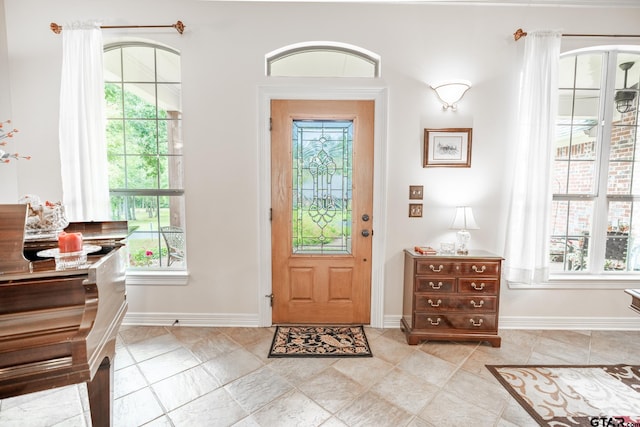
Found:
409,185 -> 424,200
409,203 -> 423,218
424,128 -> 472,168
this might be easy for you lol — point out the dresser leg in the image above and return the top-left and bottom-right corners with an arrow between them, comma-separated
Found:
487,336 -> 502,348
87,356 -> 114,427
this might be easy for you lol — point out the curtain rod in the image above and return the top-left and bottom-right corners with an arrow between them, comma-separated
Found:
513,28 -> 640,41
50,21 -> 185,35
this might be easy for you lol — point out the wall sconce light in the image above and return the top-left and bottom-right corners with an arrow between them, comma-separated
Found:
430,80 -> 471,111
615,62 -> 637,114
450,206 -> 479,255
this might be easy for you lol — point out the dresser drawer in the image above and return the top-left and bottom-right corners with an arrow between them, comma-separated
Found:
415,277 -> 455,293
459,261 -> 500,276
415,261 -> 455,275
458,278 -> 499,294
415,295 -> 497,312
414,313 -> 497,331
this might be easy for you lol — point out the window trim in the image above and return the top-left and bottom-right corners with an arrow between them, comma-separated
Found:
265,41 -> 381,77
126,270 -> 189,286
104,41 -> 186,273
540,44 -> 640,287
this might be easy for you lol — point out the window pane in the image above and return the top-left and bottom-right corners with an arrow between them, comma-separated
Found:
567,160 -> 597,194
292,120 -> 353,254
108,155 -> 125,188
613,54 -> 640,121
605,201 -> 634,271
555,88 -> 599,196
156,49 -> 181,82
608,121 -> 640,195
158,83 -> 181,113
124,155 -> 159,189
124,121 -> 158,155
549,200 -> 593,271
575,53 -> 602,89
104,48 -> 122,81
122,46 -> 155,82
552,160 -> 569,193
158,117 -> 183,155
559,56 -> 576,89
106,119 -> 124,154
270,50 -> 377,78
105,83 -> 123,118
123,83 -> 157,118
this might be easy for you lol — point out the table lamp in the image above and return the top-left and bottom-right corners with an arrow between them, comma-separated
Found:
450,206 -> 479,255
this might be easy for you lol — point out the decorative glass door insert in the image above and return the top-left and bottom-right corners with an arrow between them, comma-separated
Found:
292,120 -> 353,254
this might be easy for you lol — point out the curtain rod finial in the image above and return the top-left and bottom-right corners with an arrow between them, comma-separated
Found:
174,21 -> 185,34
514,28 -> 527,41
50,22 -> 62,34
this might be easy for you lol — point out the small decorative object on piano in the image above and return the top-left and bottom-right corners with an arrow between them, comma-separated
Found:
58,231 -> 83,253
19,194 -> 69,236
414,245 -> 437,255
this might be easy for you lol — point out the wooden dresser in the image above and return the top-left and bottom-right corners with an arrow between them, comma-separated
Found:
401,249 -> 503,347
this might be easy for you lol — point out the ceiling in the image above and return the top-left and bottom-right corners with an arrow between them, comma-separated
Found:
201,0 -> 640,6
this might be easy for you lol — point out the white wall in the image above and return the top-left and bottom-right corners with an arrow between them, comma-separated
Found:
0,0 -> 18,203
3,0 -> 640,328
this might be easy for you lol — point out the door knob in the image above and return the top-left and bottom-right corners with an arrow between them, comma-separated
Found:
361,230 -> 370,237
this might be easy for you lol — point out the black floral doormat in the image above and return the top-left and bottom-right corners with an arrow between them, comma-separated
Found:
268,325 -> 372,358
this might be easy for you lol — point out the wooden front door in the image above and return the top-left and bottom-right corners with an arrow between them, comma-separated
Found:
271,99 -> 374,324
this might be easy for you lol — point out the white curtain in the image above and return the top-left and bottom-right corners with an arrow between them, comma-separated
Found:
504,30 -> 562,285
59,21 -> 110,221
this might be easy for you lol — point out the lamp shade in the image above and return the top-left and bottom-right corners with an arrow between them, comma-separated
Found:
450,206 -> 479,230
430,80 -> 471,110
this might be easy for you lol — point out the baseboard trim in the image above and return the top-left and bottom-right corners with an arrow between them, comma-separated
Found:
124,313 -> 640,330
383,314 -> 640,330
499,316 -> 640,330
123,312 -> 260,327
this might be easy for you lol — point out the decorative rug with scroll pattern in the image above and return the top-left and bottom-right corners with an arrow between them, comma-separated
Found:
486,365 -> 640,427
268,325 -> 372,358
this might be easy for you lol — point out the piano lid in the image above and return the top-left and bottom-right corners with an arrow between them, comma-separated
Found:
0,204 -> 31,274
23,220 -> 130,251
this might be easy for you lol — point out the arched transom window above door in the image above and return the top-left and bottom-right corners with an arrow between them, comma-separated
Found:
266,42 -> 381,78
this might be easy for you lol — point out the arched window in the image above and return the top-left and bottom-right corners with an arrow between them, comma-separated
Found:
550,46 -> 640,275
104,42 -> 186,271
266,42 -> 380,78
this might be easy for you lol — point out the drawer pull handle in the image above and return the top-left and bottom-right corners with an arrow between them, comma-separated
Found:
471,282 -> 485,291
429,281 -> 444,290
427,317 -> 441,326
428,299 -> 442,307
472,265 -> 487,273
470,300 -> 484,308
469,319 -> 484,327
429,264 -> 444,272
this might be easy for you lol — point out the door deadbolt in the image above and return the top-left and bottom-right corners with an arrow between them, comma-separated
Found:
361,230 -> 371,237
362,214 -> 370,222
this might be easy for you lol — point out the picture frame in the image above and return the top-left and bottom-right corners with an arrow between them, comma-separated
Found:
409,185 -> 424,200
409,203 -> 423,218
423,128 -> 472,168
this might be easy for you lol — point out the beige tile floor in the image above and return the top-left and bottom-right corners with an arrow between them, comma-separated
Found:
1,326 -> 639,427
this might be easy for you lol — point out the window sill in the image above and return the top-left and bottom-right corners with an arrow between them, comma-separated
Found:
126,270 -> 189,286
508,274 -> 640,290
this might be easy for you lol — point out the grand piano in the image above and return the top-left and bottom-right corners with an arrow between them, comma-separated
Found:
0,204 -> 128,427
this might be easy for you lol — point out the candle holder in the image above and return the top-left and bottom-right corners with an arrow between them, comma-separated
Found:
37,245 -> 102,270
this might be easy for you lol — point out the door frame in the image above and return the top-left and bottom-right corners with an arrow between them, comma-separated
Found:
257,85 -> 389,328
